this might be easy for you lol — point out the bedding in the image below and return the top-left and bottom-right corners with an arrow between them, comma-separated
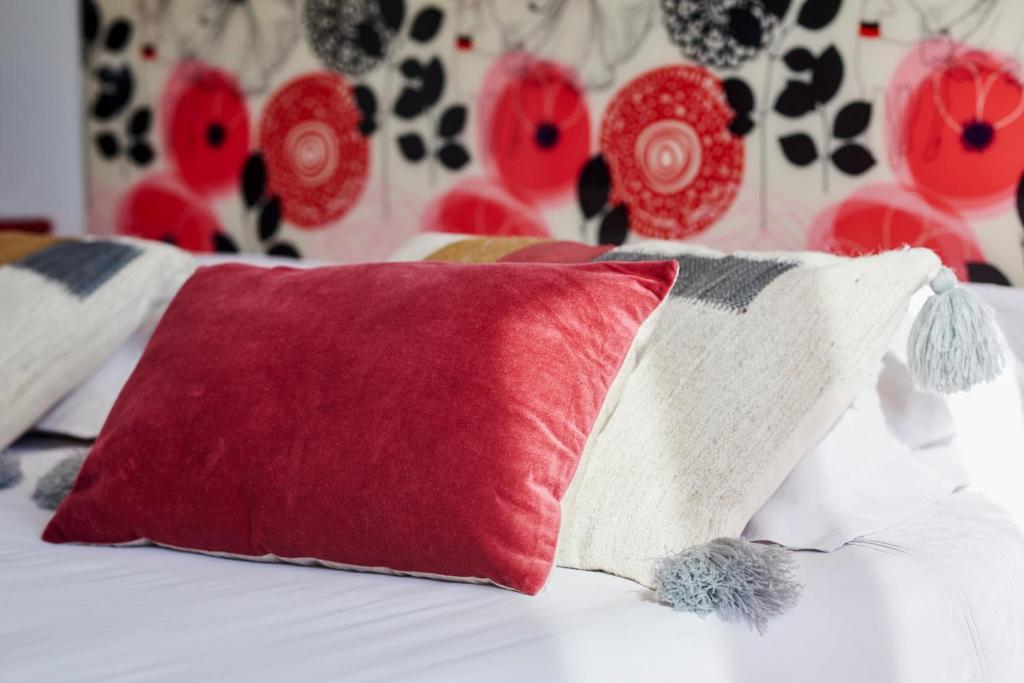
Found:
43,259 -> 677,594
0,232 -> 191,451
5,439 -> 1024,682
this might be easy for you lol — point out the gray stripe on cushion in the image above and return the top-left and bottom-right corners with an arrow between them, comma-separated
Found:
597,251 -> 797,312
14,241 -> 142,298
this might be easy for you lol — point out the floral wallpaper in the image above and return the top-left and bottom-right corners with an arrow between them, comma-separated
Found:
82,0 -> 1024,285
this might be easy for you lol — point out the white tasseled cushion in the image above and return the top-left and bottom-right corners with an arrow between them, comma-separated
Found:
0,237 -> 192,450
555,241 -> 942,587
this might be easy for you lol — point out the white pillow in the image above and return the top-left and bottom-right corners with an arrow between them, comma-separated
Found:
1,236 -> 193,450
33,314 -> 159,440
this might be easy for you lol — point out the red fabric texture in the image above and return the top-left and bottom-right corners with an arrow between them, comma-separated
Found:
499,241 -> 614,264
43,260 -> 677,594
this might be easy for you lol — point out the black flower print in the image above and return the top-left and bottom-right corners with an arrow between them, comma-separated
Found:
661,0 -> 790,69
305,0 -> 406,77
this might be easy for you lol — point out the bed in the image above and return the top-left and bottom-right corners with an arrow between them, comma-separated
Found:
3,239 -> 1024,682
3,437 -> 1024,683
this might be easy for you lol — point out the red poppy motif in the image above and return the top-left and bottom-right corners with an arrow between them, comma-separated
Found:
809,184 -> 982,280
600,65 -> 743,239
259,72 -> 369,229
116,175 -> 220,252
480,54 -> 591,205
421,177 -> 549,237
893,45 -> 1024,215
162,62 -> 250,197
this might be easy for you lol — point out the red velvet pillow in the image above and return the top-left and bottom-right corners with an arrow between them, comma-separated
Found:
43,260 -> 677,594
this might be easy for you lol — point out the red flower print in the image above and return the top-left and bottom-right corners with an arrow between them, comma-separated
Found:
809,183 -> 983,280
116,175 -> 221,252
259,72 -> 370,229
600,65 -> 744,240
891,44 -> 1024,215
479,53 -> 591,205
421,177 -> 549,237
162,61 -> 250,197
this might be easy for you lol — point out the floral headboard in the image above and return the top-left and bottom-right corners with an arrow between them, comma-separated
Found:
82,0 -> 1024,284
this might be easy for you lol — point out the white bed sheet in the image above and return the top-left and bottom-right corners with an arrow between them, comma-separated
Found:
3,441 -> 1024,683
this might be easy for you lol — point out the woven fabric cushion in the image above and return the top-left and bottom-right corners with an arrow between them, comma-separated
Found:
407,235 -> 943,586
0,233 -> 191,450
43,260 -> 677,594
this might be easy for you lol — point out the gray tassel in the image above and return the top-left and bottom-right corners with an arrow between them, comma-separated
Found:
32,451 -> 87,510
908,267 -> 1006,394
654,538 -> 802,634
0,450 -> 22,490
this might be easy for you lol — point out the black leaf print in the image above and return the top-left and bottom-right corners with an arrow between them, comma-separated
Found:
213,232 -> 240,253
94,132 -> 119,158
598,204 -> 630,246
774,79 -> 815,117
729,116 -> 755,136
833,101 -> 872,138
128,142 -> 154,165
409,6 -> 443,42
241,154 -> 267,207
1017,172 -> 1024,229
91,65 -> 134,119
438,105 -> 467,137
397,132 -> 427,161
966,262 -> 1011,286
796,0 -> 841,30
763,0 -> 792,18
394,58 -> 445,118
394,88 -> 423,118
723,78 -> 755,115
379,0 -> 406,32
437,142 -> 469,170
419,58 -> 445,109
779,133 -> 818,166
105,18 -> 131,51
723,77 -> 756,136
811,46 -> 843,105
82,0 -> 100,51
577,155 -> 611,219
783,47 -> 815,71
353,84 -> 377,116
353,84 -> 378,136
259,196 -> 282,241
400,58 -> 421,78
127,107 -> 151,136
831,143 -> 876,175
267,242 -> 301,258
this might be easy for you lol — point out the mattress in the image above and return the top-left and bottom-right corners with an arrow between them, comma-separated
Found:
3,439 -> 1024,683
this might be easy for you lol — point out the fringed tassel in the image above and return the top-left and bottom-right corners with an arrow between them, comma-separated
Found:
908,267 -> 1006,394
653,538 -> 802,634
32,451 -> 86,510
0,450 -> 22,490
